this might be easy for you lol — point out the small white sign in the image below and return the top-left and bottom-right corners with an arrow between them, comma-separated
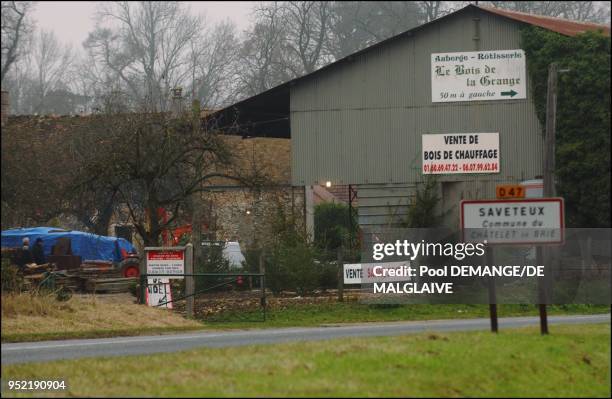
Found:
146,278 -> 173,309
422,133 -> 499,174
431,49 -> 526,102
343,262 -> 412,285
146,249 -> 184,279
461,198 -> 565,244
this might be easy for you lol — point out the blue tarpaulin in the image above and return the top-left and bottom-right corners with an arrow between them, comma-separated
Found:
1,227 -> 137,263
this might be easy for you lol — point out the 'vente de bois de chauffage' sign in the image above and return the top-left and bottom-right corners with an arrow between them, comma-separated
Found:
422,133 -> 499,174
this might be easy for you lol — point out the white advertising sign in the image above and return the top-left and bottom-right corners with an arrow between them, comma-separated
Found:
431,49 -> 526,102
461,198 -> 565,244
146,249 -> 185,279
343,262 -> 412,285
422,133 -> 499,174
146,278 -> 173,309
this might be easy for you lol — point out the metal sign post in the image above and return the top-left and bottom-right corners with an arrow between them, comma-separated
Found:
486,247 -> 498,333
461,198 -> 565,333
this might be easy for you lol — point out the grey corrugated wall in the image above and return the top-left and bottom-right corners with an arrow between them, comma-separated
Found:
290,8 -> 544,228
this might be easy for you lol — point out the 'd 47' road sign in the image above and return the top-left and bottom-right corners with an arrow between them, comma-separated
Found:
496,185 -> 525,199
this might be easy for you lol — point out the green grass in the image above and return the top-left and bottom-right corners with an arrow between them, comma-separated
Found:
3,299 -> 609,342
1,323 -> 609,397
1,293 -> 205,343
205,302 -> 611,329
1,326 -> 207,343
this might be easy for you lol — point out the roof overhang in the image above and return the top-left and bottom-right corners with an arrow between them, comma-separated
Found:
207,83 -> 291,138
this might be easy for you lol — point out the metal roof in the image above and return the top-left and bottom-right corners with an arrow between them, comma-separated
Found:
478,5 -> 610,37
210,4 -> 610,139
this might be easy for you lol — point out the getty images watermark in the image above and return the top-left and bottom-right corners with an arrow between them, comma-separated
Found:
343,228 -> 611,305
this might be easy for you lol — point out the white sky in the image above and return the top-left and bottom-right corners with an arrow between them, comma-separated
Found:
31,1 -> 256,49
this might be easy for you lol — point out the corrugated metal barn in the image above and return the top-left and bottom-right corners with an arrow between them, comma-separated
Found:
213,4 -> 610,232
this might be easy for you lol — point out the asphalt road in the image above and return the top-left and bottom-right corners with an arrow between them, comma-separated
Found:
2,314 -> 610,365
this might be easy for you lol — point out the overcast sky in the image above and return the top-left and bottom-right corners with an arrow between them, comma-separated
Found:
31,1 -> 255,49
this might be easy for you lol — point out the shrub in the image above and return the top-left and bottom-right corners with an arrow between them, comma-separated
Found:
317,260 -> 339,290
314,202 -> 358,254
242,248 -> 262,274
192,242 -> 231,292
259,202 -> 321,295
1,258 -> 24,293
266,239 -> 320,296
404,177 -> 441,228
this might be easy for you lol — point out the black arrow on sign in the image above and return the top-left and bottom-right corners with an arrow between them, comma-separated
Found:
501,90 -> 518,97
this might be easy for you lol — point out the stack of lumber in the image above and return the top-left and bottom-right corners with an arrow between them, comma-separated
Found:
51,273 -> 82,292
80,260 -> 121,279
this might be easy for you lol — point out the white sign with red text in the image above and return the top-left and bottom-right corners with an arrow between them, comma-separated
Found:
422,133 -> 499,174
146,249 -> 185,278
461,198 -> 564,244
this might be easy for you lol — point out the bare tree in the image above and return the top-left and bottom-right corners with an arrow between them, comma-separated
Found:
1,1 -> 34,83
84,1 -> 204,111
187,20 -> 240,109
417,1 -> 446,23
72,111 -> 252,246
0,53 -> 29,112
28,30 -> 74,113
236,2 -> 289,97
328,1 -> 421,59
280,1 -> 333,75
236,1 -> 333,97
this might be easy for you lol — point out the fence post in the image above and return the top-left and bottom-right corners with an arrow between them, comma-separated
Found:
140,250 -> 146,305
259,249 -> 266,321
337,247 -> 344,302
185,243 -> 194,318
258,249 -> 265,282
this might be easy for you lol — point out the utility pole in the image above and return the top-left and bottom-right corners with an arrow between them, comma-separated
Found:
538,62 -> 559,335
190,98 -> 202,318
544,63 -> 558,198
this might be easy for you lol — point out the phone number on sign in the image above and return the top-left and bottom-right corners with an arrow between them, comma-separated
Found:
423,162 -> 498,173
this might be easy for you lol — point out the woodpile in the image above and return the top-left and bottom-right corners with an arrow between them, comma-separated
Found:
48,273 -> 82,292
2,256 -> 136,294
2,239 -> 140,295
85,277 -> 138,294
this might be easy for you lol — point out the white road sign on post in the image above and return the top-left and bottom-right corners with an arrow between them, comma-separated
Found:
461,198 -> 565,244
422,133 -> 499,174
431,49 -> 526,102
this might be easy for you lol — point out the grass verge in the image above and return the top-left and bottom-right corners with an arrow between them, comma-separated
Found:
1,323 -> 610,397
204,302 -> 611,328
2,291 -> 610,342
1,293 -> 204,343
